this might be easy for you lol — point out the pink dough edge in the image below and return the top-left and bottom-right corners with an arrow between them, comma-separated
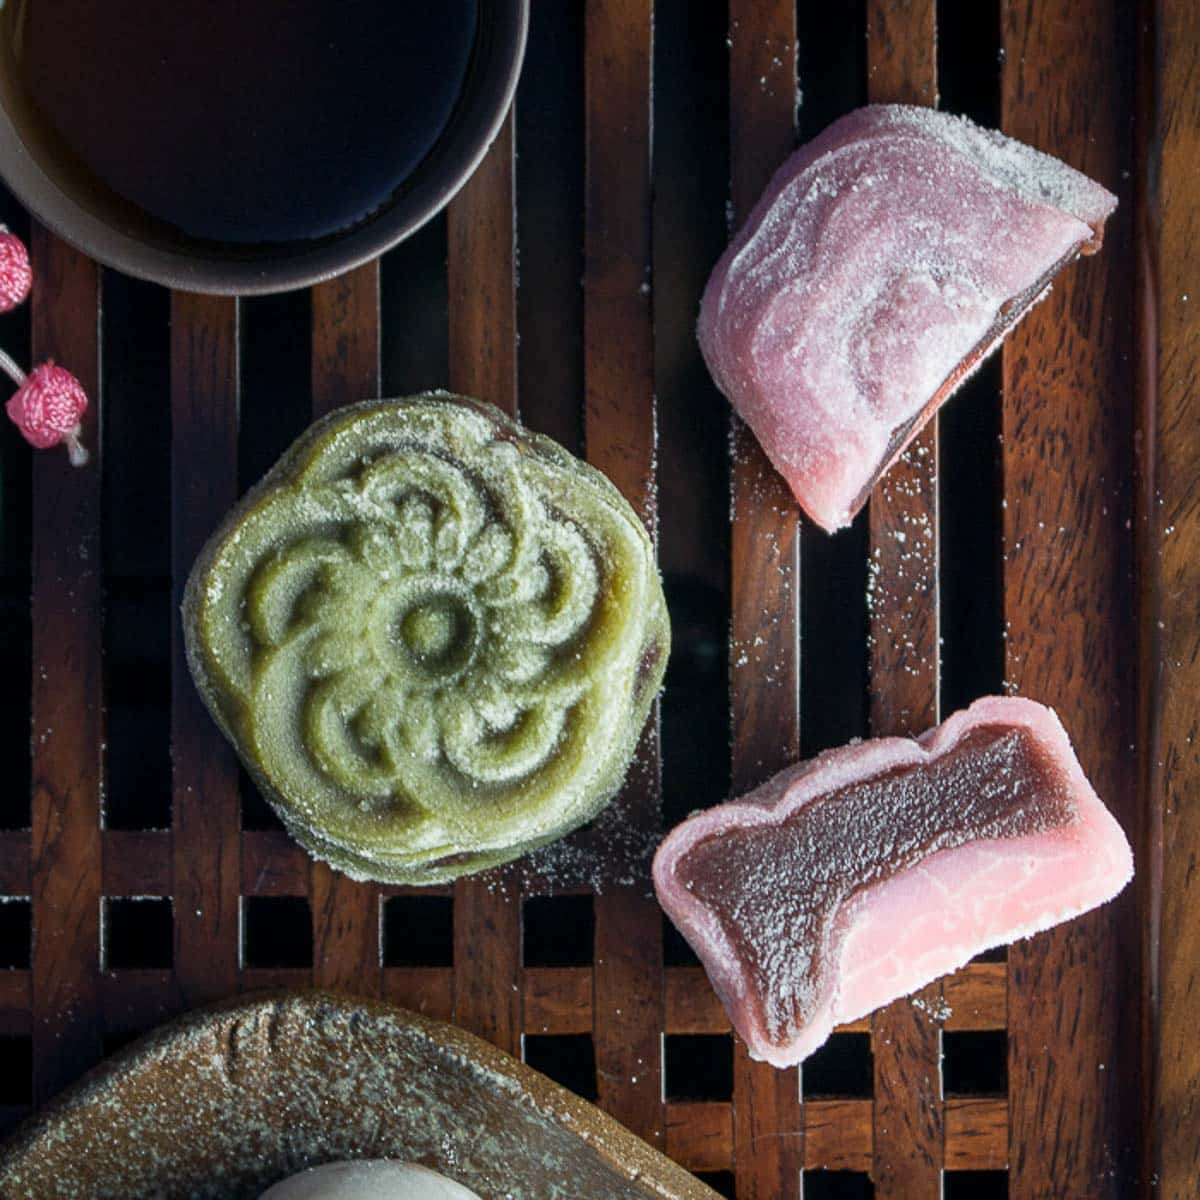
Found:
652,696 -> 1133,1068
698,105 -> 1118,533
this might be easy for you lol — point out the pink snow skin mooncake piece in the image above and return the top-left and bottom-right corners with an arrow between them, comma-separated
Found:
652,697 -> 1132,1068
698,105 -> 1118,531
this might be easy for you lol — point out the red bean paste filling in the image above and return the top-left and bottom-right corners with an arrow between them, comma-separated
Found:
676,725 -> 1074,1045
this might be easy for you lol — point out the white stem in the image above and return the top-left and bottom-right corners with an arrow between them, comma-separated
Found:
0,346 -> 26,388
65,427 -> 89,468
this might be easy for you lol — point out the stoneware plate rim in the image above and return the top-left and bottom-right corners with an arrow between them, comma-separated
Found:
0,988 -> 721,1200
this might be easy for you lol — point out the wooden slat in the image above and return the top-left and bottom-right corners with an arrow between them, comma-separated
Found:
311,263 -> 381,412
102,831 -> 171,897
584,0 -> 663,1152
100,970 -> 174,1032
1140,0 -> 1200,1192
446,115 -> 522,1055
660,1095 -> 1015,1176
240,831 -> 310,897
943,1098 -> 1010,1172
240,967 -> 313,993
1000,0 -> 1139,1194
802,1099 -> 873,1172
524,967 -> 592,1034
447,117 -> 517,412
864,3 -> 943,1196
0,832 -> 31,894
726,3 -> 803,1196
171,292 -> 242,1009
376,883 -> 454,900
942,961 -> 1007,1031
383,967 -> 454,1023
310,261 -> 383,998
665,967 -> 729,1035
29,227 -> 102,1103
666,1102 -> 733,1173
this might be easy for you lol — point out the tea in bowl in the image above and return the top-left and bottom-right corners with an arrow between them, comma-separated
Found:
0,0 -> 527,294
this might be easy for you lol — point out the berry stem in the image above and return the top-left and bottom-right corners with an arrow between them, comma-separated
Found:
0,347 -> 27,388
64,427 -> 89,467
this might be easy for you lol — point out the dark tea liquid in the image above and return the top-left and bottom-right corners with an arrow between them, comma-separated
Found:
10,0 -> 478,243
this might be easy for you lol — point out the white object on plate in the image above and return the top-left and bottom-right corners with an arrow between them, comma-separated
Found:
259,1160 -> 482,1200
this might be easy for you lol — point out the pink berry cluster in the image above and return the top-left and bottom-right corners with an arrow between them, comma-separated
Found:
0,227 -> 90,467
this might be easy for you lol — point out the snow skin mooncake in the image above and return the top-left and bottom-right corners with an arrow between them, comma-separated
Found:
698,105 -> 1117,531
184,394 -> 669,885
653,697 -> 1132,1067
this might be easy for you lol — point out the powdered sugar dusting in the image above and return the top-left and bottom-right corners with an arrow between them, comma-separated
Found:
697,105 -> 1117,531
653,697 -> 1134,1067
678,725 -> 1071,1045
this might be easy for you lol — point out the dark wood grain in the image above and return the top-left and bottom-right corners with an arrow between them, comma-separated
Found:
867,0 -> 936,107
0,832 -> 31,894
311,264 -> 381,415
105,831 -> 171,896
864,3 -> 943,1196
1139,0 -> 1200,1193
383,968 -> 454,1022
661,1095 -> 1011,1176
171,292 -> 241,1010
583,0 -> 663,1151
309,262 -> 383,997
240,831 -> 310,897
446,115 -> 522,1055
726,3 -> 803,1196
447,117 -> 517,412
100,970 -> 174,1033
943,1098 -> 1010,1171
1001,0 -> 1140,1194
28,227 -> 103,1103
666,1103 -> 733,1172
802,1100 -> 873,1172
524,968 -> 592,1034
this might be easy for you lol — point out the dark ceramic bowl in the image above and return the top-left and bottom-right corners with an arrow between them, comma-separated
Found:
0,2 -> 527,295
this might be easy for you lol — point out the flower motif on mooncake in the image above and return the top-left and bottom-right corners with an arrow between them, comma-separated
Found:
183,394 -> 670,884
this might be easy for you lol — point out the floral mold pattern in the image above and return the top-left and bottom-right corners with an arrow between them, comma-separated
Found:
183,394 -> 670,884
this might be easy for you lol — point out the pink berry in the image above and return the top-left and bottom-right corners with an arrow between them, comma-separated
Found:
0,228 -> 32,313
5,361 -> 90,466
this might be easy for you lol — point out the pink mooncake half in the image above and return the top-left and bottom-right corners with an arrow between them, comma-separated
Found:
652,696 -> 1132,1068
698,105 -> 1118,531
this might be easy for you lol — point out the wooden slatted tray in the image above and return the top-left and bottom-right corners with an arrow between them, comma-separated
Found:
0,2 -> 1195,1197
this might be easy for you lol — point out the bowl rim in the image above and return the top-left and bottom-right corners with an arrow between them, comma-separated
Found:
0,1 -> 529,296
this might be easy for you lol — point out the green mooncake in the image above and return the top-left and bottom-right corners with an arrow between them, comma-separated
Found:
183,394 -> 670,884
